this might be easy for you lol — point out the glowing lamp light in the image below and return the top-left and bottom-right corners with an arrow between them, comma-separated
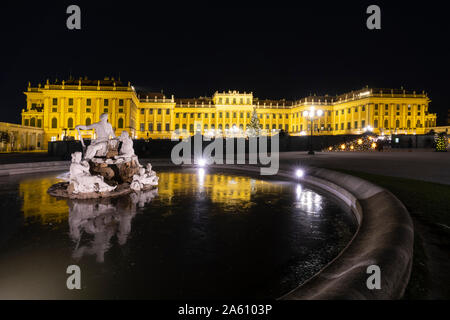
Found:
316,109 -> 324,117
296,169 -> 304,178
350,145 -> 354,150
357,139 -> 363,145
198,158 -> 206,167
371,143 -> 377,149
340,144 -> 346,150
302,110 -> 309,117
328,146 -> 332,151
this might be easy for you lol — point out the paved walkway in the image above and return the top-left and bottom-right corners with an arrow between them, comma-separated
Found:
278,151 -> 450,185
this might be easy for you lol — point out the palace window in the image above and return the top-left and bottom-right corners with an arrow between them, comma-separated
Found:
86,118 -> 91,126
149,123 -> 153,131
266,114 -> 269,119
385,112 -> 388,116
175,124 -> 179,131
189,124 -> 194,132
384,120 -> 389,128
396,112 -> 400,116
247,98 -> 251,104
68,98 -> 73,106
285,114 -> 288,119
265,124 -> 269,130
374,120 -> 378,128
362,120 -> 365,128
240,112 -> 243,118
396,104 -> 400,110
158,109 -> 162,115
104,99 -> 109,106
219,98 -> 222,104
219,112 -> 222,118
190,113 -> 194,118
408,112 -> 411,116
347,122 -> 351,129
182,124 -> 187,130
354,107 -> 358,112
225,98 -> 229,104
24,119 -> 29,126
166,123 -> 170,131
68,118 -> 74,128
240,98 -> 243,104
341,110 -> 344,115
183,113 -> 186,118
68,108 -> 73,113
341,123 -> 344,130
149,109 -> 153,115
140,123 -> 145,132
104,108 -> 108,113
362,105 -> 366,111
375,104 -> 378,110
37,119 -> 42,127
233,98 -> 236,104
354,121 -> 358,128
176,113 -> 179,118
53,98 -> 58,105
418,105 -> 421,110
86,98 -> 91,106
335,124 -> 338,130
418,112 -> 421,116
285,124 -> 288,131
198,113 -> 201,118
385,104 -> 389,110
226,112 -> 230,118
166,109 -> 170,115
336,110 -> 339,116
86,108 -> 91,113
157,123 -> 162,132
51,117 -> 57,128
119,99 -> 124,106
118,108 -> 123,113
118,118 -> 123,128
140,109 -> 145,114
204,124 -> 208,130
348,109 -> 351,114
212,113 -> 215,118
29,118 -> 36,127
407,120 -> 411,128
396,120 -> 400,128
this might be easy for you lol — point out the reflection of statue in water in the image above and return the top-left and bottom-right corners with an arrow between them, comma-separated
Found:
69,152 -> 116,194
75,113 -> 116,160
68,189 -> 158,262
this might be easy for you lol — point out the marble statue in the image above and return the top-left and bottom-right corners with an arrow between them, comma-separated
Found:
130,165 -> 159,191
75,113 -> 116,160
115,131 -> 135,160
69,152 -> 116,194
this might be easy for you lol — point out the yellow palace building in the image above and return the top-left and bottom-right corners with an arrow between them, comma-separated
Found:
19,77 -> 437,149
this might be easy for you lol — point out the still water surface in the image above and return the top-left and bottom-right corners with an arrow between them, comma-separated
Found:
0,168 -> 356,299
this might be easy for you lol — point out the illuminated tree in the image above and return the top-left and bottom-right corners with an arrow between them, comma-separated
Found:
247,107 -> 262,137
435,132 -> 448,152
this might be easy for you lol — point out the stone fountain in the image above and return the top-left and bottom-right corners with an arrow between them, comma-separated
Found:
48,113 -> 158,199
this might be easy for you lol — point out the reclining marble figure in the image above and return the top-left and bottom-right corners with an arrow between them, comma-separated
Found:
69,152 -> 116,194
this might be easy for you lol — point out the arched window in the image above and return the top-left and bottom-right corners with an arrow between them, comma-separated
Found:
416,120 -> 421,128
407,120 -> 411,128
30,118 -> 36,127
51,117 -> 57,128
395,120 -> 400,128
24,119 -> 29,126
118,118 -> 124,128
67,118 -> 74,128
384,120 -> 389,129
225,124 -> 229,130
86,118 -> 92,126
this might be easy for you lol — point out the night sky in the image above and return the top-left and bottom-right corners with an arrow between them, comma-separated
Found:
0,1 -> 448,124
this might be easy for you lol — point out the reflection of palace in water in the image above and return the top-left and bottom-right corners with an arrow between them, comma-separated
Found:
157,171 -> 284,204
20,176 -> 69,224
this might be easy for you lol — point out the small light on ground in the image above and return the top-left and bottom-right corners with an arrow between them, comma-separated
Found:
296,169 -> 304,178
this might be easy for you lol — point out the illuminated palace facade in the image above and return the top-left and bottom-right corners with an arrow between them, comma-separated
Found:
21,78 -> 437,148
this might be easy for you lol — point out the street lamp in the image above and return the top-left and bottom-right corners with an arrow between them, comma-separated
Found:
302,106 -> 323,155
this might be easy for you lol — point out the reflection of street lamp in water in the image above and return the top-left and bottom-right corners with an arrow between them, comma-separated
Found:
302,106 -> 323,155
